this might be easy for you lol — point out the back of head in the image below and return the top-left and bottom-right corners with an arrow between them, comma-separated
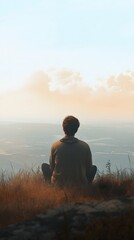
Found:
62,116 -> 80,136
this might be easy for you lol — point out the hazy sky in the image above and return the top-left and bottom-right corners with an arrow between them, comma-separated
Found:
0,0 -> 134,122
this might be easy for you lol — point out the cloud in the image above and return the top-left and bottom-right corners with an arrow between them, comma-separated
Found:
107,71 -> 134,92
0,69 -> 134,123
49,69 -> 86,93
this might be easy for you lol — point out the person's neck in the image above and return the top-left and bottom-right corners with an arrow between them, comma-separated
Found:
65,134 -> 75,137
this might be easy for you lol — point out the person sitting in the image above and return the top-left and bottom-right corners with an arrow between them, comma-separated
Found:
41,116 -> 97,189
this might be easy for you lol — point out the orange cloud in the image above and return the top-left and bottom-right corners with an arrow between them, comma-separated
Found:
0,69 -> 134,123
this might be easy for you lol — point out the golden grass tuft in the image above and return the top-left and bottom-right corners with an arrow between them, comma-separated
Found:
0,170 -> 66,226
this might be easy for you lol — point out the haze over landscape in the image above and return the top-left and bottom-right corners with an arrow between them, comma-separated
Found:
0,70 -> 134,123
0,0 -> 134,123
0,0 -> 134,175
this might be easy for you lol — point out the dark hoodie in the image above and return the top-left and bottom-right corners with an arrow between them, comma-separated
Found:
49,136 -> 92,187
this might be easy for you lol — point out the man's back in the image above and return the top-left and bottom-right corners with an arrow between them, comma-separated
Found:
50,136 -> 92,187
41,116 -> 97,188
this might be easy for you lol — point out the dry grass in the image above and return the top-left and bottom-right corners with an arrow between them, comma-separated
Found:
0,167 -> 134,227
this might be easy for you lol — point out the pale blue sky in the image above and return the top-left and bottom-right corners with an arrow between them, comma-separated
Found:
0,0 -> 134,92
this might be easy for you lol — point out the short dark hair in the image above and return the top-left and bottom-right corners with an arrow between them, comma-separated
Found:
62,116 -> 80,136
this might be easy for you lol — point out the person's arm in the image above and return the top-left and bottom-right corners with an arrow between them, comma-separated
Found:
86,146 -> 92,180
49,146 -> 55,174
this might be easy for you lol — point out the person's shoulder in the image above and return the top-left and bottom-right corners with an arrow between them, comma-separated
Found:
51,140 -> 62,149
78,139 -> 90,148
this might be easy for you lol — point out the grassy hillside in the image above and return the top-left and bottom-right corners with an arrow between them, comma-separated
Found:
0,163 -> 134,227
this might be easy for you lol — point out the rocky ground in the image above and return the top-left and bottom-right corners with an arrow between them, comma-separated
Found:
0,197 -> 134,240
